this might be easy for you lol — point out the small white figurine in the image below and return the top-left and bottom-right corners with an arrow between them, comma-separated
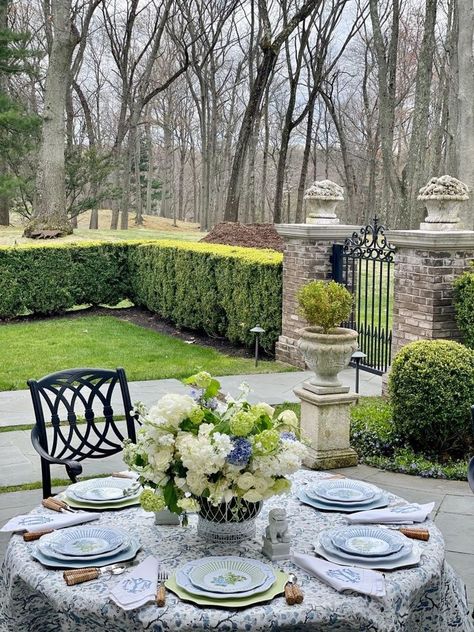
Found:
262,508 -> 291,561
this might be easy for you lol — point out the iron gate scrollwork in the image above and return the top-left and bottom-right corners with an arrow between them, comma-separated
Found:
332,217 -> 395,374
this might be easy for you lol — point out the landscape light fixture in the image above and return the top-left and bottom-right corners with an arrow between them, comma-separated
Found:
250,325 -> 265,367
351,350 -> 367,394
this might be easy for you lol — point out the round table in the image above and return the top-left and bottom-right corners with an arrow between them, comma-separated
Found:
0,471 -> 471,631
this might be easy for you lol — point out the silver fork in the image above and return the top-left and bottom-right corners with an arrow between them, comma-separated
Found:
156,569 -> 169,606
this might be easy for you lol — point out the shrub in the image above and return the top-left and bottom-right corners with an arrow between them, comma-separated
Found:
297,280 -> 352,332
388,340 -> 474,457
453,265 -> 474,348
0,242 -> 132,318
128,241 -> 283,352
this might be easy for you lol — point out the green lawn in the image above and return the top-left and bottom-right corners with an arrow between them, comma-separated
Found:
0,315 -> 292,391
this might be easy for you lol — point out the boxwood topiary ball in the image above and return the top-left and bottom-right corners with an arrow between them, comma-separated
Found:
388,340 -> 474,458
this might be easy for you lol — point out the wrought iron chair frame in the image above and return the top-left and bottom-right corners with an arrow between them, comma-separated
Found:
28,367 -> 138,498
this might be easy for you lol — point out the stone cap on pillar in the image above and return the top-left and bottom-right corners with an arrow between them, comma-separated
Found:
386,230 -> 474,250
275,224 -> 360,242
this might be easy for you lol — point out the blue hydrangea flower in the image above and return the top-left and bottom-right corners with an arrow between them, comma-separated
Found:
205,398 -> 218,410
280,431 -> 296,441
190,388 -> 204,401
226,437 -> 252,466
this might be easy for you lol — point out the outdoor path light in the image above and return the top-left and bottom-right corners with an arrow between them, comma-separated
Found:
351,350 -> 367,394
250,325 -> 265,367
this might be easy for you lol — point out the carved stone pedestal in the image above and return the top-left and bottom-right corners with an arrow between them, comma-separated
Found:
294,386 -> 358,470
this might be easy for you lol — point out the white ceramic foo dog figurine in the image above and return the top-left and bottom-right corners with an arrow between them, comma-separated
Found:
262,508 -> 291,561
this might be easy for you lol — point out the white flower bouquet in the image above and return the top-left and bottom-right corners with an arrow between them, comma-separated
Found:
123,372 -> 306,518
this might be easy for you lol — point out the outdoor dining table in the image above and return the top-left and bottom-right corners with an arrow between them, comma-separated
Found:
0,470 -> 471,632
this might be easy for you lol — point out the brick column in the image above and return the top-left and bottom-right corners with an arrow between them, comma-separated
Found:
387,230 -> 474,356
275,224 -> 359,367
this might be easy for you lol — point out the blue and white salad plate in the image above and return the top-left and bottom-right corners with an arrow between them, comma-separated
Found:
176,558 -> 275,599
297,488 -> 388,513
38,529 -> 131,562
32,537 -> 141,569
67,478 -> 141,504
330,526 -> 405,557
48,526 -> 124,557
307,480 -> 378,504
318,529 -> 414,567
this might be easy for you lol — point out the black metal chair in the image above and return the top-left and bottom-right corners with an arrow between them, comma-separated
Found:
28,367 -> 138,498
468,405 -> 474,494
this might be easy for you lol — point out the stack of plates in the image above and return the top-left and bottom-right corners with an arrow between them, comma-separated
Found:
297,479 -> 389,512
315,525 -> 421,570
32,525 -> 141,569
165,556 -> 287,607
62,478 -> 142,510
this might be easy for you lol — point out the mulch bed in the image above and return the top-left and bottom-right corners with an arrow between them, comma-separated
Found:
200,222 -> 284,252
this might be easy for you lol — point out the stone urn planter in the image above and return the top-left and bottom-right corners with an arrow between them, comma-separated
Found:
297,326 -> 359,394
304,180 -> 344,225
418,175 -> 469,231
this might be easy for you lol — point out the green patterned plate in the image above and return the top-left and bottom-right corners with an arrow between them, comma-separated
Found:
165,571 -> 287,608
61,493 -> 139,511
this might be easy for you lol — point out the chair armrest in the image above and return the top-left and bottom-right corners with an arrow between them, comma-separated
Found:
31,426 -> 83,479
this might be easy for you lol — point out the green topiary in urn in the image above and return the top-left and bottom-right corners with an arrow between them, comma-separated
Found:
296,280 -> 358,393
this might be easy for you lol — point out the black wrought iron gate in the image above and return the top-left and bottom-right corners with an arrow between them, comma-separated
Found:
331,217 -> 395,374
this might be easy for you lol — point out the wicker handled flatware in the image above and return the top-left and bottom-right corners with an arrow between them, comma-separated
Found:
42,497 -> 77,514
156,570 -> 169,607
23,529 -> 55,542
63,563 -> 134,586
379,525 -> 430,541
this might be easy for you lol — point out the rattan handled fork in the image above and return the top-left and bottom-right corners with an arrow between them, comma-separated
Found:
156,570 -> 169,607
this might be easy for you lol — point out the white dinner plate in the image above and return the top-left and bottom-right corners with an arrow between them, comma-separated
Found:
316,534 -> 418,570
38,529 -> 131,562
32,538 -> 141,569
67,478 -> 141,504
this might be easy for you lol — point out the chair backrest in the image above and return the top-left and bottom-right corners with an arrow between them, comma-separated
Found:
28,367 -> 137,463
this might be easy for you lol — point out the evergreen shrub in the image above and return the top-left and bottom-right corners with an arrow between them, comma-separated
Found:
453,264 -> 474,348
128,241 -> 282,352
0,240 -> 283,352
388,339 -> 474,457
0,242 -> 132,318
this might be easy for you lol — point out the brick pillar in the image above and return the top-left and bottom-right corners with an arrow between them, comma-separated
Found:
387,230 -> 474,357
275,224 -> 359,367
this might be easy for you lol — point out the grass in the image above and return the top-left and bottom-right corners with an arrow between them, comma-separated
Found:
0,314 -> 293,392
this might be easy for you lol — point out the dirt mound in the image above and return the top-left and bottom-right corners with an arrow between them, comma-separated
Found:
200,222 -> 284,252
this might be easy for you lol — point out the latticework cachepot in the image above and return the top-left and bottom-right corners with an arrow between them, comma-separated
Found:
197,497 -> 263,544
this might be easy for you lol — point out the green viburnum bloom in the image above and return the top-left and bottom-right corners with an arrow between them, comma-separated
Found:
189,408 -> 205,425
253,429 -> 280,455
229,410 -> 256,437
271,478 -> 291,495
140,489 -> 166,512
188,371 -> 212,389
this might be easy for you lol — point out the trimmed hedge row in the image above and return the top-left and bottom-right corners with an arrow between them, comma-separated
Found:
128,241 -> 282,352
453,264 -> 474,348
0,240 -> 283,351
0,242 -> 132,318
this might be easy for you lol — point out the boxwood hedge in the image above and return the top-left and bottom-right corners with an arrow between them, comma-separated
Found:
453,264 -> 474,349
0,240 -> 283,352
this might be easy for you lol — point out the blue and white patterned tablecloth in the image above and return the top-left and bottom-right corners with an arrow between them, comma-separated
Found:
0,471 -> 472,632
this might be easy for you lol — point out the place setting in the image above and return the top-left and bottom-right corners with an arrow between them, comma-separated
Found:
59,477 -> 142,511
297,478 -> 389,513
163,556 -> 290,608
314,524 -> 421,571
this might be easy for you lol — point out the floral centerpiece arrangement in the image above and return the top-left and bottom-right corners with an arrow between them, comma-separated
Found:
123,372 -> 307,525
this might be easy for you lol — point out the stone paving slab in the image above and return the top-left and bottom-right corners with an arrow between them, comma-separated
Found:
0,368 -> 382,428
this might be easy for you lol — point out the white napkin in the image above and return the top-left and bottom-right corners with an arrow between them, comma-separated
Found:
292,552 -> 386,597
1,511 -> 99,533
347,502 -> 435,525
109,555 -> 159,611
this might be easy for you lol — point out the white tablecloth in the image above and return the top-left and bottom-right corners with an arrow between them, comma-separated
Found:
0,471 -> 471,631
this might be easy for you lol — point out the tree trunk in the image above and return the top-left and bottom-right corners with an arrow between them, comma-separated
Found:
25,0 -> 74,236
296,100 -> 315,223
134,127 -> 143,225
457,0 -> 474,229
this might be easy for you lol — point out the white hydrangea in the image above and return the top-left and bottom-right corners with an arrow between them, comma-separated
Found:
277,410 -> 299,428
177,497 -> 201,512
253,402 -> 275,418
149,393 -> 197,429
